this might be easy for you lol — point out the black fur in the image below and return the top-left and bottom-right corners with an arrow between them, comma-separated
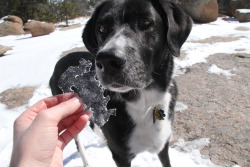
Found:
50,0 -> 192,166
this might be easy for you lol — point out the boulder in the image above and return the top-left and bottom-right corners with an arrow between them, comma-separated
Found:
24,20 -> 55,37
0,15 -> 25,36
0,45 -> 12,56
230,0 -> 243,16
177,0 -> 218,23
218,0 -> 233,16
218,0 -> 250,17
3,15 -> 23,25
199,0 -> 219,23
235,9 -> 250,22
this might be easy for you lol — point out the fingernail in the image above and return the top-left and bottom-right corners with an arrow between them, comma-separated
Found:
71,97 -> 81,104
82,103 -> 87,110
85,110 -> 93,118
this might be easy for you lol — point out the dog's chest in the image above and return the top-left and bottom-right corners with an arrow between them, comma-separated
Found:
126,90 -> 172,154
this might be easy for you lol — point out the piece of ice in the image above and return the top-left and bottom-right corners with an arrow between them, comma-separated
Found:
58,58 -> 116,127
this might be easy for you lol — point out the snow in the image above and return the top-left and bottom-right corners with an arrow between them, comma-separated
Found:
236,9 -> 250,14
208,64 -> 236,78
175,17 -> 250,69
1,16 -> 249,167
175,102 -> 188,112
0,24 -> 84,93
171,138 -> 220,167
0,16 -> 8,24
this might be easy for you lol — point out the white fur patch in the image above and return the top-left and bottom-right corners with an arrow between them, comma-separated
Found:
126,90 -> 172,154
99,27 -> 132,54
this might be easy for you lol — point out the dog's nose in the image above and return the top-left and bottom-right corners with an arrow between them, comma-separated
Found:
96,52 -> 125,75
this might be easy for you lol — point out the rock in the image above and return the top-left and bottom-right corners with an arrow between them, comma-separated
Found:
218,0 -> 250,17
178,0 -> 218,23
235,9 -> 250,22
218,0 -> 232,16
0,15 -> 25,36
0,45 -> 12,56
3,15 -> 23,25
230,0 -> 243,16
199,0 -> 219,23
24,20 -> 55,37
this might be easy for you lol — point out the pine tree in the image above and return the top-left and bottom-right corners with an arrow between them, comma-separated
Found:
0,0 -> 48,22
0,0 -> 20,18
0,0 -> 8,18
0,0 -> 104,23
58,0 -> 77,26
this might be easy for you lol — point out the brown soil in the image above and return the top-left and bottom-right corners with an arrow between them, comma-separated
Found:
190,36 -> 244,44
0,87 -> 36,109
235,26 -> 250,31
172,53 -> 250,167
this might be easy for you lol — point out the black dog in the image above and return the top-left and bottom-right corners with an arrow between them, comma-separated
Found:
50,0 -> 192,166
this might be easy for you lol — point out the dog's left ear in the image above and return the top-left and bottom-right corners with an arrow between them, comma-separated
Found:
153,0 -> 192,56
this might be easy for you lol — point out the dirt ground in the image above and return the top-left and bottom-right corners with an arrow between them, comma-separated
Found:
172,50 -> 250,167
58,24 -> 83,31
0,87 -> 36,109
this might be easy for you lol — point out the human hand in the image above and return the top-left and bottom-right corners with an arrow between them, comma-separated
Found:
10,93 -> 91,167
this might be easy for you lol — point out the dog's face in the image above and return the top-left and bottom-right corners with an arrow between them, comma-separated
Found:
83,0 -> 192,93
94,0 -> 166,93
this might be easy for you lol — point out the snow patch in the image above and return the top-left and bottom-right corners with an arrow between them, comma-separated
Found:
175,101 -> 188,112
208,64 -> 236,78
0,104 -> 28,167
0,19 -> 87,93
0,16 -> 8,24
175,17 -> 250,72
236,9 -> 250,14
174,138 -> 210,152
27,84 -> 52,107
172,138 -> 221,167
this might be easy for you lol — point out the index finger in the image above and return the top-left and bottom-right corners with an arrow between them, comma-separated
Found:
38,96 -> 84,124
19,93 -> 79,122
29,93 -> 79,113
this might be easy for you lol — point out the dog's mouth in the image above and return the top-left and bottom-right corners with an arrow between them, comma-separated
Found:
95,69 -> 132,93
96,71 -> 151,93
95,63 -> 150,93
105,83 -> 134,93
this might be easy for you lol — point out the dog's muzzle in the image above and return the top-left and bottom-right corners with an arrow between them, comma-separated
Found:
96,51 -> 126,75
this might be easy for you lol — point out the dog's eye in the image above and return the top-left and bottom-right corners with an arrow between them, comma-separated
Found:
99,25 -> 108,34
138,19 -> 153,30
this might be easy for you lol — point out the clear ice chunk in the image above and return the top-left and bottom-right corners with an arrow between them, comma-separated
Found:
58,58 -> 116,127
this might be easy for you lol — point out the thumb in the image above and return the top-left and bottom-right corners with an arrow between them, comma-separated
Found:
38,96 -> 84,124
